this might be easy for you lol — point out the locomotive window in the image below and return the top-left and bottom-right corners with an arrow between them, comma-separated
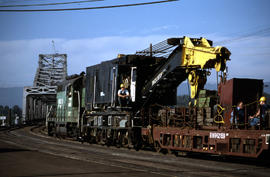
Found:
67,85 -> 72,97
73,91 -> 78,107
132,68 -> 137,82
110,67 -> 115,81
89,76 -> 94,95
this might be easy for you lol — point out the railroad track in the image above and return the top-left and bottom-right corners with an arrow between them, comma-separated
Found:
1,126 -> 270,177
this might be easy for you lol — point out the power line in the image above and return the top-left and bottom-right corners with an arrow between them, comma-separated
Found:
0,0 -> 20,5
0,0 -> 178,12
215,27 -> 270,45
0,0 -> 51,5
0,0 -> 103,8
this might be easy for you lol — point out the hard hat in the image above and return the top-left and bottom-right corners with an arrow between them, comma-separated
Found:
120,84 -> 124,88
260,96 -> 266,102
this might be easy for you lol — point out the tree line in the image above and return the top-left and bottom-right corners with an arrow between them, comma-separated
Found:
0,105 -> 22,126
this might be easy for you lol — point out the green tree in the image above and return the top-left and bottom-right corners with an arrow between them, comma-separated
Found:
3,106 -> 9,117
12,105 -> 22,117
0,105 -> 3,115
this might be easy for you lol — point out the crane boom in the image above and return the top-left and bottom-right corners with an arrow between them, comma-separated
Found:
141,36 -> 230,107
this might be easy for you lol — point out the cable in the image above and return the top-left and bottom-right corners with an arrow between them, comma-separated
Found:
215,27 -> 270,45
0,0 -> 178,12
0,0 -> 21,5
0,0 -> 104,8
232,100 -> 258,108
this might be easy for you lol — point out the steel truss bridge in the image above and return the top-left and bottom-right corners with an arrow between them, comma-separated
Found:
22,54 -> 67,123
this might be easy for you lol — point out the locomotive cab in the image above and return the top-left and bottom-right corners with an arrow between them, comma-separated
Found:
115,66 -> 137,105
85,55 -> 166,111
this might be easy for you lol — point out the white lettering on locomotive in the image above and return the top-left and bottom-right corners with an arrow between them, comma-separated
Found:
152,69 -> 166,86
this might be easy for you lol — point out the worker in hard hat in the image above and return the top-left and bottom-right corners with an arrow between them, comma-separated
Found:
249,96 -> 270,127
230,101 -> 245,128
118,84 -> 129,107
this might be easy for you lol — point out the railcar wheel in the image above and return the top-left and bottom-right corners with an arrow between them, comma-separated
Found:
96,130 -> 104,145
123,131 -> 132,149
89,129 -> 96,144
116,131 -> 121,148
154,141 -> 161,153
105,129 -> 112,147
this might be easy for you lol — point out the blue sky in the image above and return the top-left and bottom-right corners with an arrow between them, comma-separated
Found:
0,0 -> 270,87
